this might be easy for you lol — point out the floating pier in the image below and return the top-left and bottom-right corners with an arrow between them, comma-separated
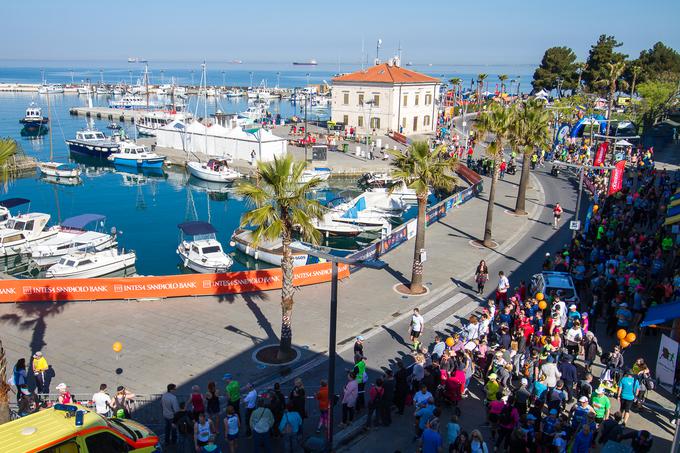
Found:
69,107 -> 140,123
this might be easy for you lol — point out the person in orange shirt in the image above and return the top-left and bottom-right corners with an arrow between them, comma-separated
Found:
315,379 -> 329,434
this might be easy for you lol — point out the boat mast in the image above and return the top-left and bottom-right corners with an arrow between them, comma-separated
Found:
145,63 -> 149,110
203,61 -> 208,157
47,90 -> 53,161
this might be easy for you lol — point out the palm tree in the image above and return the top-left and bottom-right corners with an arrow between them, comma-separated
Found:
0,138 -> 22,183
575,62 -> 587,93
498,74 -> 508,97
509,100 -> 551,214
477,73 -> 488,110
449,77 -> 463,110
629,65 -> 641,99
596,62 -> 628,138
0,340 -> 10,425
236,154 -> 325,358
390,142 -> 457,294
476,103 -> 513,247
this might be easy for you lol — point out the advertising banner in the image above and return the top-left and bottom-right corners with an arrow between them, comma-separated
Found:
608,160 -> 626,195
0,262 -> 350,303
657,334 -> 679,387
593,142 -> 608,167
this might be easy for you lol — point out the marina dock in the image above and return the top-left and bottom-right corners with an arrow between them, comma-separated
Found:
69,106 -> 141,122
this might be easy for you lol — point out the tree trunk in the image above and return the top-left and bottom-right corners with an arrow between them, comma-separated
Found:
515,149 -> 531,214
483,160 -> 499,247
605,82 -> 615,138
409,194 -> 427,294
0,340 -> 10,425
278,228 -> 294,358
630,73 -> 637,101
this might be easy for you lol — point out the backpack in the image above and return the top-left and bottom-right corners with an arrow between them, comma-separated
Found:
110,395 -> 128,419
369,387 -> 384,409
176,413 -> 193,436
281,413 -> 293,434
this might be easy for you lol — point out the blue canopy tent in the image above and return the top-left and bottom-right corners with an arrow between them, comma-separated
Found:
178,221 -> 218,235
61,213 -> 106,230
641,300 -> 680,327
0,198 -> 30,209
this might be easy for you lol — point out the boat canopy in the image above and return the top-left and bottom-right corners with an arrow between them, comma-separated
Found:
61,214 -> 106,229
342,196 -> 367,219
178,221 -> 217,235
0,198 -> 30,208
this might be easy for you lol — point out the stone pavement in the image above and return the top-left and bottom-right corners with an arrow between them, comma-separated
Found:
0,159 -> 540,399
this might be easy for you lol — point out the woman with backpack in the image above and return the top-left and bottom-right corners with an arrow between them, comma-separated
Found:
583,331 -> 600,373
364,378 -> 384,429
110,385 -> 134,419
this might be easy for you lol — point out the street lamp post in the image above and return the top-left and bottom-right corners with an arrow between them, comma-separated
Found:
292,247 -> 385,452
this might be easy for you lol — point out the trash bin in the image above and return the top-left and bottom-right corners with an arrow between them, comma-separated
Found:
342,143 -> 349,153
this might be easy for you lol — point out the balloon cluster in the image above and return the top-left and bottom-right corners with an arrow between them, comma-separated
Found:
536,292 -> 547,310
616,329 -> 636,349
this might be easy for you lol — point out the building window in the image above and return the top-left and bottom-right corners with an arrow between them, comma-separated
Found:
424,115 -> 431,126
425,94 -> 432,105
373,94 -> 380,107
415,95 -> 419,106
413,116 -> 418,132
370,117 -> 380,129
358,94 -> 364,106
343,92 -> 349,105
402,118 -> 407,130
358,116 -> 364,127
403,95 -> 408,106
343,115 -> 348,125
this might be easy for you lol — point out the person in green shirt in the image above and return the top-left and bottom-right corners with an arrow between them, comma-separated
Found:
662,236 -> 673,252
597,225 -> 605,241
486,374 -> 500,401
590,387 -> 610,423
223,373 -> 241,417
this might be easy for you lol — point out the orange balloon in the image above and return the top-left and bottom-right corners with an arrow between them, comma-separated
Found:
616,329 -> 627,340
619,339 -> 630,349
536,293 -> 544,301
112,341 -> 123,353
538,301 -> 547,310
625,332 -> 637,343
593,205 -> 599,213
445,337 -> 454,347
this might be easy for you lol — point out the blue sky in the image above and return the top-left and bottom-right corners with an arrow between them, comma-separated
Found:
3,0 -> 678,65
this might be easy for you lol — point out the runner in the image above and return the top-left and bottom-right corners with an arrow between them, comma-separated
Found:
410,308 -> 425,351
553,203 -> 563,229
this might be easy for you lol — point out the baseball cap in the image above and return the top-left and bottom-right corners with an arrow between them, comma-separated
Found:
595,387 -> 605,394
488,373 -> 498,380
223,373 -> 232,380
620,303 -> 628,307
56,383 -> 67,391
33,351 -> 42,358
569,304 -> 577,309
549,408 -> 558,415
527,414 -> 537,421
579,396 -> 589,403
356,335 -> 364,341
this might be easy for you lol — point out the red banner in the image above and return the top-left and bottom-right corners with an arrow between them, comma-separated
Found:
593,142 -> 608,167
608,160 -> 626,195
0,262 -> 350,303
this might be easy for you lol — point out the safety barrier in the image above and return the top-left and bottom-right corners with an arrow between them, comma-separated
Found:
0,262 -> 350,303
347,165 -> 483,263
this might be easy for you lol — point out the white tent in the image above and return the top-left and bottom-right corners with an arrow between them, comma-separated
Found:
534,89 -> 550,98
615,139 -> 633,147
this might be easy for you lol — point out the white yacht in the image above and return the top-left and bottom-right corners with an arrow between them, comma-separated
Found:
29,214 -> 116,266
110,94 -> 154,109
136,110 -> 192,136
239,105 -> 266,121
0,198 -> 30,228
231,229 -> 310,267
38,162 -> 81,179
224,89 -> 243,98
312,192 -> 406,237
368,181 -> 430,203
187,159 -> 241,183
358,172 -> 395,188
77,85 -> 93,95
177,221 -> 233,273
38,84 -> 64,94
0,213 -> 58,257
45,248 -> 136,278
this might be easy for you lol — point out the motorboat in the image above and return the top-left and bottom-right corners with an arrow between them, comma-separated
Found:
0,213 -> 58,257
108,141 -> 165,169
66,128 -> 120,159
224,89 -> 243,98
293,59 -> 318,66
358,172 -> 395,188
38,84 -> 64,94
239,105 -> 266,120
110,94 -> 154,109
313,192 -> 405,237
38,162 -> 81,179
299,167 -> 332,183
112,85 -> 125,95
19,103 -> 48,127
45,248 -> 136,278
39,174 -> 83,186
368,181 -> 430,203
136,110 -> 192,136
231,228 -> 309,267
177,221 -> 233,273
107,122 -> 121,130
29,214 -> 116,266
77,85 -> 92,95
0,198 -> 30,228
187,159 -> 241,183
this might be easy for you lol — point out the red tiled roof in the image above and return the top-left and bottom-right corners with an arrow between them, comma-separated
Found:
332,63 -> 440,84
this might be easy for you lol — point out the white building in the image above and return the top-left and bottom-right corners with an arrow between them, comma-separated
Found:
331,60 -> 441,135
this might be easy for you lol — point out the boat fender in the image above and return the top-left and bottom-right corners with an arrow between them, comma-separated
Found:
229,241 -> 236,247
254,251 -> 259,260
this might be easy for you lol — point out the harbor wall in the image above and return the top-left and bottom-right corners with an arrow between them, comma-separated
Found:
0,262 -> 349,303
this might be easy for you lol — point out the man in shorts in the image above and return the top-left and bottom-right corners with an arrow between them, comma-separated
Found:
617,372 -> 640,426
410,308 -> 425,351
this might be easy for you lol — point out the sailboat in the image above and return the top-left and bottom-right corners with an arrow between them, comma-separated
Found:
38,94 -> 82,179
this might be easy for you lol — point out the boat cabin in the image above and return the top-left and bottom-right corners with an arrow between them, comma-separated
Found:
76,130 -> 107,141
4,213 -> 50,237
